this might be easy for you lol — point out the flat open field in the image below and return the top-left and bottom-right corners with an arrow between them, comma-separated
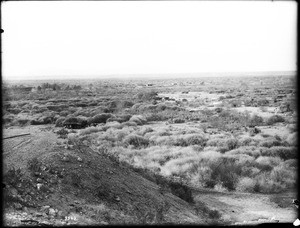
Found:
3,75 -> 297,225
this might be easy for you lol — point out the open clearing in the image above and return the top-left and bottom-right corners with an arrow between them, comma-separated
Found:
3,75 -> 297,225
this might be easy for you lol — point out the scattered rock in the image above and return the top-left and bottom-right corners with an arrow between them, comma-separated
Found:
14,203 -> 23,210
48,208 -> 56,216
37,183 -> 43,190
10,187 -> 19,196
49,178 -> 57,184
62,157 -> 70,162
42,205 -> 51,210
36,178 -> 43,183
57,210 -> 68,219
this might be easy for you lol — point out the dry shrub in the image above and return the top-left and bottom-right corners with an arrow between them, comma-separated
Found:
261,146 -> 297,160
209,157 -> 242,190
225,138 -> 239,151
173,118 -> 185,123
266,115 -> 285,125
59,110 -> 69,117
145,113 -> 167,122
3,114 -> 15,125
236,177 -> 256,192
206,138 -> 226,147
248,114 -> 264,127
258,139 -> 283,148
185,134 -> 207,146
138,126 -> 154,136
254,165 -> 296,193
283,159 -> 297,168
63,116 -> 88,128
168,134 -> 207,147
16,118 -> 31,126
286,132 -> 297,146
123,134 -> 150,148
122,121 -> 138,127
255,156 -> 282,172
239,137 -> 258,146
78,126 -> 105,136
88,113 -> 114,125
55,117 -> 65,127
107,114 -> 132,123
105,121 -> 123,129
129,115 -> 147,125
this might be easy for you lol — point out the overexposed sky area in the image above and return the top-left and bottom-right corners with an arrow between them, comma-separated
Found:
1,1 -> 297,80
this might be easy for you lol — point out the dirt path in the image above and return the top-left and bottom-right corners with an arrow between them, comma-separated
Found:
3,125 -> 64,174
193,188 -> 297,224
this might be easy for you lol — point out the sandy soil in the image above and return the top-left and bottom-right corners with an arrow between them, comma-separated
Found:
193,188 -> 297,224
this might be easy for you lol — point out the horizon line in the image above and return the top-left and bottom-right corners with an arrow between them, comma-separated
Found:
3,70 -> 297,82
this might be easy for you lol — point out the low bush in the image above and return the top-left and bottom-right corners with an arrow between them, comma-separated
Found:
145,113 -> 167,122
266,115 -> 285,125
239,137 -> 258,146
59,110 -> 70,117
173,118 -> 185,123
129,115 -> 147,125
122,121 -> 138,127
88,113 -> 114,125
16,118 -> 31,126
226,146 -> 261,158
27,157 -> 42,173
236,177 -> 256,192
285,132 -> 297,146
78,126 -> 105,136
3,115 -> 14,125
55,117 -> 65,127
131,166 -> 194,204
261,146 -> 297,160
248,114 -> 264,127
184,134 -> 207,147
123,134 -> 150,148
253,165 -> 296,193
107,114 -> 132,123
249,127 -> 261,136
258,139 -> 283,148
225,138 -> 239,151
255,156 -> 282,172
138,127 -> 154,136
63,116 -> 88,128
168,181 -> 194,203
209,157 -> 242,190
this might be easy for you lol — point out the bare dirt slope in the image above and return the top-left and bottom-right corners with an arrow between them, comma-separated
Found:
3,125 -> 210,225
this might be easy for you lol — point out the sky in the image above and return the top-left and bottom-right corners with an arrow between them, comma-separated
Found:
1,1 -> 297,81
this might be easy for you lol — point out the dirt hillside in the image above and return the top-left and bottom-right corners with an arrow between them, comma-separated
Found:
3,125 -> 213,225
